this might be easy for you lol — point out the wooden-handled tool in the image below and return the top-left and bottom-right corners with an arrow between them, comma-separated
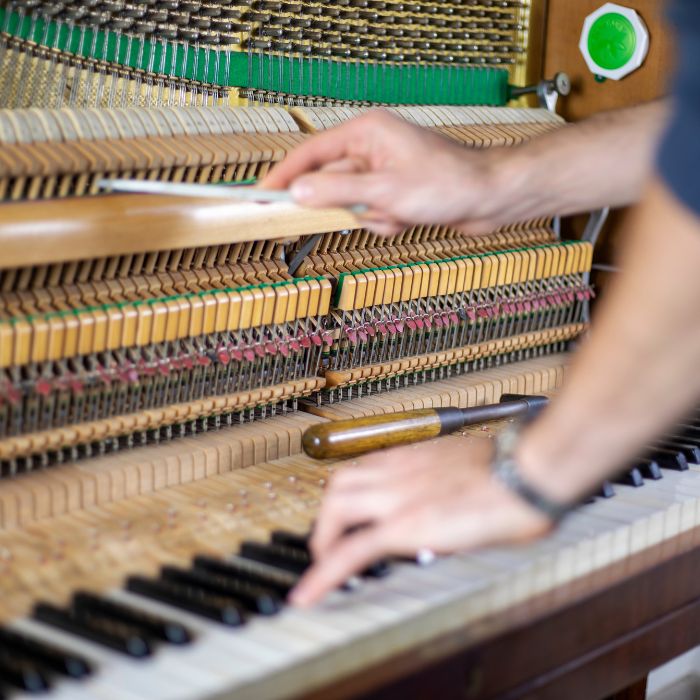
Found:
302,394 -> 550,460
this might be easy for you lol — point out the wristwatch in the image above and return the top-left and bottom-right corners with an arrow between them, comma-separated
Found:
491,423 -> 574,523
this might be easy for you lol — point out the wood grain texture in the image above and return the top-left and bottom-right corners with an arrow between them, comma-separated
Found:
543,0 -> 674,122
0,194 -> 360,268
302,409 -> 443,459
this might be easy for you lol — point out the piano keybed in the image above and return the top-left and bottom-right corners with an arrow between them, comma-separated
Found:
0,354 -> 699,699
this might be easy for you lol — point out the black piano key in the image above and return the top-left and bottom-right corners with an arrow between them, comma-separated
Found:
33,603 -> 152,658
659,440 -> 700,464
637,459 -> 663,481
238,541 -> 310,575
269,529 -> 388,577
650,448 -> 689,471
0,653 -> 51,694
362,560 -> 392,578
675,433 -> 700,450
614,467 -> 644,488
597,481 -> 616,498
270,530 -> 311,552
671,424 -> 700,439
126,576 -> 245,626
0,627 -> 92,679
193,556 -> 296,597
675,424 -> 700,442
160,566 -> 282,615
73,592 -> 192,645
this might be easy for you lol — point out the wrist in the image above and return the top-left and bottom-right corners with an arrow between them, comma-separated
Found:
492,424 -> 577,523
469,147 -> 552,227
514,428 -> 595,506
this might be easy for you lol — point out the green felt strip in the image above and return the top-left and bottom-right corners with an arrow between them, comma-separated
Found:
0,7 -> 509,106
2,277 -> 325,327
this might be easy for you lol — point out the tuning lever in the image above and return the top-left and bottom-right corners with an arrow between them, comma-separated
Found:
302,395 -> 549,460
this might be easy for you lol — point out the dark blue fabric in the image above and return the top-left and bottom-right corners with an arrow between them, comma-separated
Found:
657,0 -> 700,215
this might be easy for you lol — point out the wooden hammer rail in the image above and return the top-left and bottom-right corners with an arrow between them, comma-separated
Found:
0,194 -> 361,269
0,377 -> 327,466
321,323 -> 586,391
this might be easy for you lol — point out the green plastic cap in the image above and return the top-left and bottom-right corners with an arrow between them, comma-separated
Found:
579,3 -> 649,81
587,12 -> 636,70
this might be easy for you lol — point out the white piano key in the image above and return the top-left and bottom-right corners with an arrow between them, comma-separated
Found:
8,617 -> 183,700
108,590 -> 290,673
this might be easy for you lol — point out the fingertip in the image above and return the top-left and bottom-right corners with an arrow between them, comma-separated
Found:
258,163 -> 287,190
287,586 -> 310,607
360,220 -> 404,237
288,575 -> 322,608
290,177 -> 315,204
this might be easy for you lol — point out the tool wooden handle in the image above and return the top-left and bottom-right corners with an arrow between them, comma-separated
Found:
302,396 -> 550,460
302,407 -> 465,460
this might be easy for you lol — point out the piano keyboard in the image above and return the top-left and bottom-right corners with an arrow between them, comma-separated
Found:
1,364 -> 699,699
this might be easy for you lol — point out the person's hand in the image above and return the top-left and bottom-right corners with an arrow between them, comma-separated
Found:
289,437 -> 553,607
261,110 -> 514,236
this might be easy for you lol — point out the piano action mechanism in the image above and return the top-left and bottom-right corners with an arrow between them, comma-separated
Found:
0,1 -> 696,699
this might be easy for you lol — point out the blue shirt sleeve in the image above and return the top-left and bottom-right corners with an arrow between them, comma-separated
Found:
657,0 -> 700,216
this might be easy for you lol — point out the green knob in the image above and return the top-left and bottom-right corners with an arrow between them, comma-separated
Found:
587,12 -> 637,70
579,4 -> 649,81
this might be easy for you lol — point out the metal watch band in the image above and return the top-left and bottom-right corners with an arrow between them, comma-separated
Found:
491,424 -> 573,524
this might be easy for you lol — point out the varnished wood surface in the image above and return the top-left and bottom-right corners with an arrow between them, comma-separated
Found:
543,0 -> 676,273
302,408 -> 444,459
303,525 -> 700,700
0,194 -> 360,268
606,678 -> 648,700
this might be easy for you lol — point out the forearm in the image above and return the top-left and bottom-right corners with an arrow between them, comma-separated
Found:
485,101 -> 670,224
518,180 -> 700,502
